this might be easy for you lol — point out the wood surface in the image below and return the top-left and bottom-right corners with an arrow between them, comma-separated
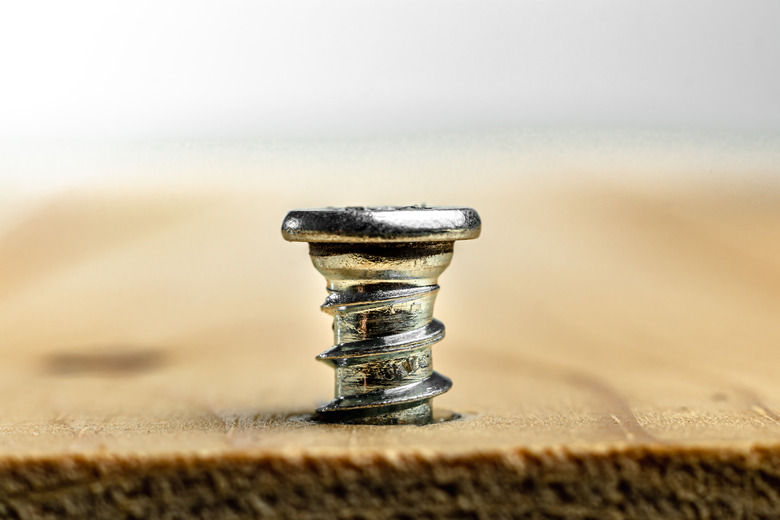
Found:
1,144 -> 780,518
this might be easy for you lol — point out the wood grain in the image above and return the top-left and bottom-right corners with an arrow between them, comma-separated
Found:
1,166 -> 780,517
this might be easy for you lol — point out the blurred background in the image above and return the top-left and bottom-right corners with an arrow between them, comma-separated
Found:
1,0 -> 779,191
8,1 -> 780,140
0,0 -> 779,433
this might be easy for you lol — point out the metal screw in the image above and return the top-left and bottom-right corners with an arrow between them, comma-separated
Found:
281,206 -> 481,425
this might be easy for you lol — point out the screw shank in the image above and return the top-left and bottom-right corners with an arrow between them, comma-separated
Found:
310,242 -> 454,425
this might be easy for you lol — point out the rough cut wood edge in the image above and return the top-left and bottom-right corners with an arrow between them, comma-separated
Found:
1,445 -> 779,519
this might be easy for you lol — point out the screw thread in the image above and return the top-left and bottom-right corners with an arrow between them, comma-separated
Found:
315,282 -> 452,425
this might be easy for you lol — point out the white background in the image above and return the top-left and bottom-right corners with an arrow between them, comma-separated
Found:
1,0 -> 779,141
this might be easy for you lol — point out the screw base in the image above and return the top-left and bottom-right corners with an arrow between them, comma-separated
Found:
316,400 -> 433,426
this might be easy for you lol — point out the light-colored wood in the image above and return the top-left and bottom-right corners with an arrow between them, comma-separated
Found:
1,141 -> 780,517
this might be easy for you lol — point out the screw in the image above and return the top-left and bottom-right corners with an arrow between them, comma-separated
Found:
281,206 -> 481,425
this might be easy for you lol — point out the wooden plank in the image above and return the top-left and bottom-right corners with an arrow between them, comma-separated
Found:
1,173 -> 780,517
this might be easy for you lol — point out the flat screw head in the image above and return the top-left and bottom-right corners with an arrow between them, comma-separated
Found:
282,206 -> 480,425
282,206 -> 481,243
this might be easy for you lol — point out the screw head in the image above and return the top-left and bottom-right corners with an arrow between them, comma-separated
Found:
281,206 -> 481,243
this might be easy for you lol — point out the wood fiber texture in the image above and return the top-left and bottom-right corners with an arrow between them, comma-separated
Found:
1,168 -> 780,518
2,448 -> 780,519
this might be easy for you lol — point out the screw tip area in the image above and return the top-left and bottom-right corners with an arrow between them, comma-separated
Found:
281,206 -> 481,243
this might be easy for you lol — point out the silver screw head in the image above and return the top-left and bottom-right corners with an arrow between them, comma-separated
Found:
281,205 -> 481,243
